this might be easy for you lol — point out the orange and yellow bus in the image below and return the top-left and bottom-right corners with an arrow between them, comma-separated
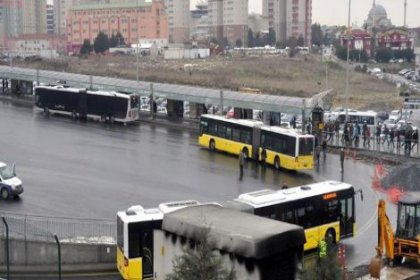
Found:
198,114 -> 314,170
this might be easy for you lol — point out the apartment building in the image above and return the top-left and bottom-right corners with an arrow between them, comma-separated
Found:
263,0 -> 311,46
66,0 -> 168,53
208,0 -> 248,46
0,0 -> 47,46
164,0 -> 190,44
47,4 -> 55,34
54,0 -> 133,35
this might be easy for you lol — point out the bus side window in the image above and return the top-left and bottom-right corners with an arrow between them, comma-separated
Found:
218,125 -> 226,138
226,126 -> 232,140
296,207 -> 305,228
232,128 -> 241,141
209,122 -> 217,136
241,130 -> 251,144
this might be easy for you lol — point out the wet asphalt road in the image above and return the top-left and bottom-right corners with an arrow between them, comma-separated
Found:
0,101 -> 397,269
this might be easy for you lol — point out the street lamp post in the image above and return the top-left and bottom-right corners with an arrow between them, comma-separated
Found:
344,0 -> 352,122
136,0 -> 139,92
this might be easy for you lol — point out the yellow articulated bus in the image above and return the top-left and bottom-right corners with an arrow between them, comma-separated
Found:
198,114 -> 315,170
225,181 -> 357,251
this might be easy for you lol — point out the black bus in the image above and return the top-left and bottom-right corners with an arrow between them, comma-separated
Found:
34,85 -> 140,124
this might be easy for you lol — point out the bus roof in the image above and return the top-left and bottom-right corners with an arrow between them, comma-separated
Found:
35,85 -> 135,99
201,114 -> 310,138
117,200 -> 200,224
162,204 -> 305,259
201,114 -> 263,128
335,110 -> 377,117
236,181 -> 353,208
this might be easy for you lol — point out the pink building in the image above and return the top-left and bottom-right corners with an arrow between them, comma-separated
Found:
377,28 -> 414,50
66,0 -> 168,53
340,29 -> 372,57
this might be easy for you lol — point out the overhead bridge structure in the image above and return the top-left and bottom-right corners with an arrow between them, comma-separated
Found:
0,65 -> 331,120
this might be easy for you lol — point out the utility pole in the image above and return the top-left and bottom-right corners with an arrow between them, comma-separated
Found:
136,0 -> 140,93
404,0 -> 407,27
345,0 -> 352,122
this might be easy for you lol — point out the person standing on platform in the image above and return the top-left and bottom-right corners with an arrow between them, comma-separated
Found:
239,151 -> 245,180
340,148 -> 345,173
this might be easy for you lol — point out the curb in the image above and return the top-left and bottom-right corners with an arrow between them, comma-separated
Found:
0,263 -> 116,275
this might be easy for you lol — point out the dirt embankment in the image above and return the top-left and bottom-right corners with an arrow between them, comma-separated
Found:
14,54 -> 401,111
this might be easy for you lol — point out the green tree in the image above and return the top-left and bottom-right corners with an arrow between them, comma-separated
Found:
166,228 -> 235,280
93,31 -> 109,54
297,35 -> 305,47
375,47 -> 393,63
80,39 -> 92,56
335,46 -> 347,61
286,36 -> 298,49
235,39 -> 243,48
268,28 -> 276,46
247,28 -> 254,47
311,24 -> 323,46
403,48 -> 415,62
109,32 -> 125,48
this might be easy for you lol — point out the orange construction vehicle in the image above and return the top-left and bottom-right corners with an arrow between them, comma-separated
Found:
376,193 -> 420,266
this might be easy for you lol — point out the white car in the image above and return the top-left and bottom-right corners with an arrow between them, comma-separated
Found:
389,110 -> 401,122
0,162 -> 23,200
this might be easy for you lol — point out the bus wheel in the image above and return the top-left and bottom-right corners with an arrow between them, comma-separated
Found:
109,115 -> 115,124
71,110 -> 77,120
274,157 -> 281,170
209,139 -> 215,150
242,148 -> 249,159
100,115 -> 106,123
1,187 -> 9,200
44,106 -> 49,115
325,229 -> 336,244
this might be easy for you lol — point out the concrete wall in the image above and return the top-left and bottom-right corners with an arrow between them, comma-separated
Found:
0,238 -> 115,266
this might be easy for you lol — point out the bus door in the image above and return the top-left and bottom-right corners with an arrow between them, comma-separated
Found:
339,197 -> 354,237
140,230 -> 154,278
78,90 -> 87,118
252,126 -> 261,160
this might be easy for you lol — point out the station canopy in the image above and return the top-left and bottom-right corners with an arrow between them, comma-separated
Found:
0,65 -> 331,114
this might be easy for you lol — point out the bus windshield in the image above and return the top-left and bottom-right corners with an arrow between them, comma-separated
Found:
0,165 -> 15,180
299,138 -> 314,156
130,95 -> 140,110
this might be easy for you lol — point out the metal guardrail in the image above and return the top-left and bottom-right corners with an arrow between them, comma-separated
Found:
0,212 -> 116,243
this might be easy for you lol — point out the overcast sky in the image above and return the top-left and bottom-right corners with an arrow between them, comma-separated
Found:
192,0 -> 420,28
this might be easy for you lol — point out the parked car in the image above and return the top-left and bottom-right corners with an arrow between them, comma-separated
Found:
399,69 -> 411,76
0,162 -> 23,200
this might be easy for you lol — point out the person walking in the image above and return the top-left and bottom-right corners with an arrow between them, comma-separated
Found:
412,129 -> 418,152
340,148 -> 345,173
239,151 -> 245,180
315,145 -> 321,165
322,139 -> 327,159
376,123 -> 382,144
389,128 -> 395,151
261,147 -> 267,169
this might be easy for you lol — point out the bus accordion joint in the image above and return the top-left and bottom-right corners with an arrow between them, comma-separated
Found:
323,193 -> 337,200
124,256 -> 129,267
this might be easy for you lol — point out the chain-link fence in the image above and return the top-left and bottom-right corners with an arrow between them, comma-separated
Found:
0,212 -> 116,244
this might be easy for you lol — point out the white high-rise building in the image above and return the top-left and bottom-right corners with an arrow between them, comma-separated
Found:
263,0 -> 312,46
208,0 -> 248,46
0,0 -> 47,47
165,0 -> 190,44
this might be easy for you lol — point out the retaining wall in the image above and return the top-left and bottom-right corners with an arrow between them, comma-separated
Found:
0,238 -> 115,266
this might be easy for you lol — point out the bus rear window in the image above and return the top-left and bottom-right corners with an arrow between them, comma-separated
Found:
117,216 -> 124,251
299,138 -> 314,156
